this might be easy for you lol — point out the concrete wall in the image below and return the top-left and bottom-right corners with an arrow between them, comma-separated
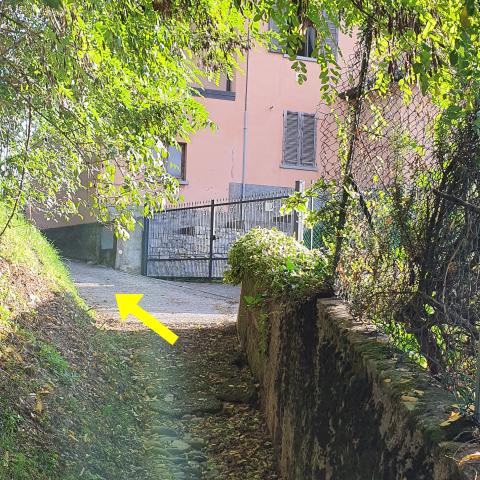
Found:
237,279 -> 479,480
43,220 -> 144,274
115,219 -> 144,274
43,223 -> 116,267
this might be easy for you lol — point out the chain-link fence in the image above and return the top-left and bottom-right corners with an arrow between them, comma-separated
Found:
304,36 -> 480,415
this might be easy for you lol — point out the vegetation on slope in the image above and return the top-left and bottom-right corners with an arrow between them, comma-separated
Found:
0,207 -> 144,479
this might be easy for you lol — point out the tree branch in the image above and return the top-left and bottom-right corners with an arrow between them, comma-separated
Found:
432,187 -> 480,215
0,100 -> 32,239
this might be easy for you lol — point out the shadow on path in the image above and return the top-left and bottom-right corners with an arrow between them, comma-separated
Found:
68,261 -> 279,480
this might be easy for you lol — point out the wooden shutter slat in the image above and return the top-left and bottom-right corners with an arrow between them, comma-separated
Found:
283,111 -> 300,165
300,113 -> 316,166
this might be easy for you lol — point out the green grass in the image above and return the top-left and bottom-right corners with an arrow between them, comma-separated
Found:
0,206 -> 81,479
38,342 -> 70,378
0,205 -> 82,305
0,400 -> 59,480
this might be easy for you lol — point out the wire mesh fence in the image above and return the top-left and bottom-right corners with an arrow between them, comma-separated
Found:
143,36 -> 479,412
303,37 -> 480,415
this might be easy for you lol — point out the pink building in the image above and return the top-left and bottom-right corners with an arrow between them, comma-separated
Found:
38,26 -> 356,274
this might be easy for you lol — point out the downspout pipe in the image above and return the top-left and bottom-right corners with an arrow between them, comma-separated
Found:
240,26 -> 251,202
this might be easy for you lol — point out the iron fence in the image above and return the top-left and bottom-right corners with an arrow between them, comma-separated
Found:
143,193 -> 299,279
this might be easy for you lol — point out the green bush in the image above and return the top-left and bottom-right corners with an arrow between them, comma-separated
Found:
224,228 -> 329,302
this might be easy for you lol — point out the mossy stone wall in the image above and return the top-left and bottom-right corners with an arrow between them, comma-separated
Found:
238,279 -> 478,479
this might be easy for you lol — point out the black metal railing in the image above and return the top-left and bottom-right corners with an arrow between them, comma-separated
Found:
143,193 -> 298,279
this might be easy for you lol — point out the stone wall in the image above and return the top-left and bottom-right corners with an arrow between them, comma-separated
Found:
237,279 -> 479,480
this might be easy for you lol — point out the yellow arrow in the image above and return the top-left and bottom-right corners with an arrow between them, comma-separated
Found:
115,294 -> 179,345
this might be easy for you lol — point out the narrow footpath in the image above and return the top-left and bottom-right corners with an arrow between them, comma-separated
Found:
69,262 -> 279,480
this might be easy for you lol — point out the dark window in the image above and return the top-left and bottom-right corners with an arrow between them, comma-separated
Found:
197,74 -> 235,100
166,143 -> 186,180
268,19 -> 282,53
269,17 -> 338,59
282,111 -> 316,168
298,26 -> 316,58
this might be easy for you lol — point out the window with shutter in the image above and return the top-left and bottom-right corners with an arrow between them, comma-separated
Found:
282,111 -> 317,169
283,111 -> 300,165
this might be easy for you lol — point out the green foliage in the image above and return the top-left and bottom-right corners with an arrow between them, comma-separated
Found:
1,0 -> 479,241
0,0 -> 257,237
225,227 -> 329,302
2,0 -> 477,240
0,204 -> 79,300
282,178 -> 340,269
0,204 -> 148,478
0,205 -> 84,478
243,294 -> 265,308
247,0 -> 480,130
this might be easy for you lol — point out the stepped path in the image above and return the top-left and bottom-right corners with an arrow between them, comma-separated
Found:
69,261 -> 278,480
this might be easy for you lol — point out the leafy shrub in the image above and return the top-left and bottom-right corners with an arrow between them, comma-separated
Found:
224,228 -> 329,303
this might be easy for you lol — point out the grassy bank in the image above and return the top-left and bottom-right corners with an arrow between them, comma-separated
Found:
0,208 -> 145,479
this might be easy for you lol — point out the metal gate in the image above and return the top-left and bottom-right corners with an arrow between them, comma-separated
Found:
142,194 -> 296,279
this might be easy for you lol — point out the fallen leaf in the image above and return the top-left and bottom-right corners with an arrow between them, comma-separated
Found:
34,396 -> 43,414
440,411 -> 462,427
400,395 -> 418,402
67,431 -> 79,442
39,384 -> 53,394
459,452 -> 480,466
412,389 -> 424,396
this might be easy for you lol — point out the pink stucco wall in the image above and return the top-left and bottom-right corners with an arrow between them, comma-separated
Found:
180,30 -> 357,203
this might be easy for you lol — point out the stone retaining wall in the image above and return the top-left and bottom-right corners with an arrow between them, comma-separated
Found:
237,279 -> 480,479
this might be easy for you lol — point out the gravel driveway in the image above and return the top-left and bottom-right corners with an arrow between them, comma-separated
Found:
68,261 -> 240,330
